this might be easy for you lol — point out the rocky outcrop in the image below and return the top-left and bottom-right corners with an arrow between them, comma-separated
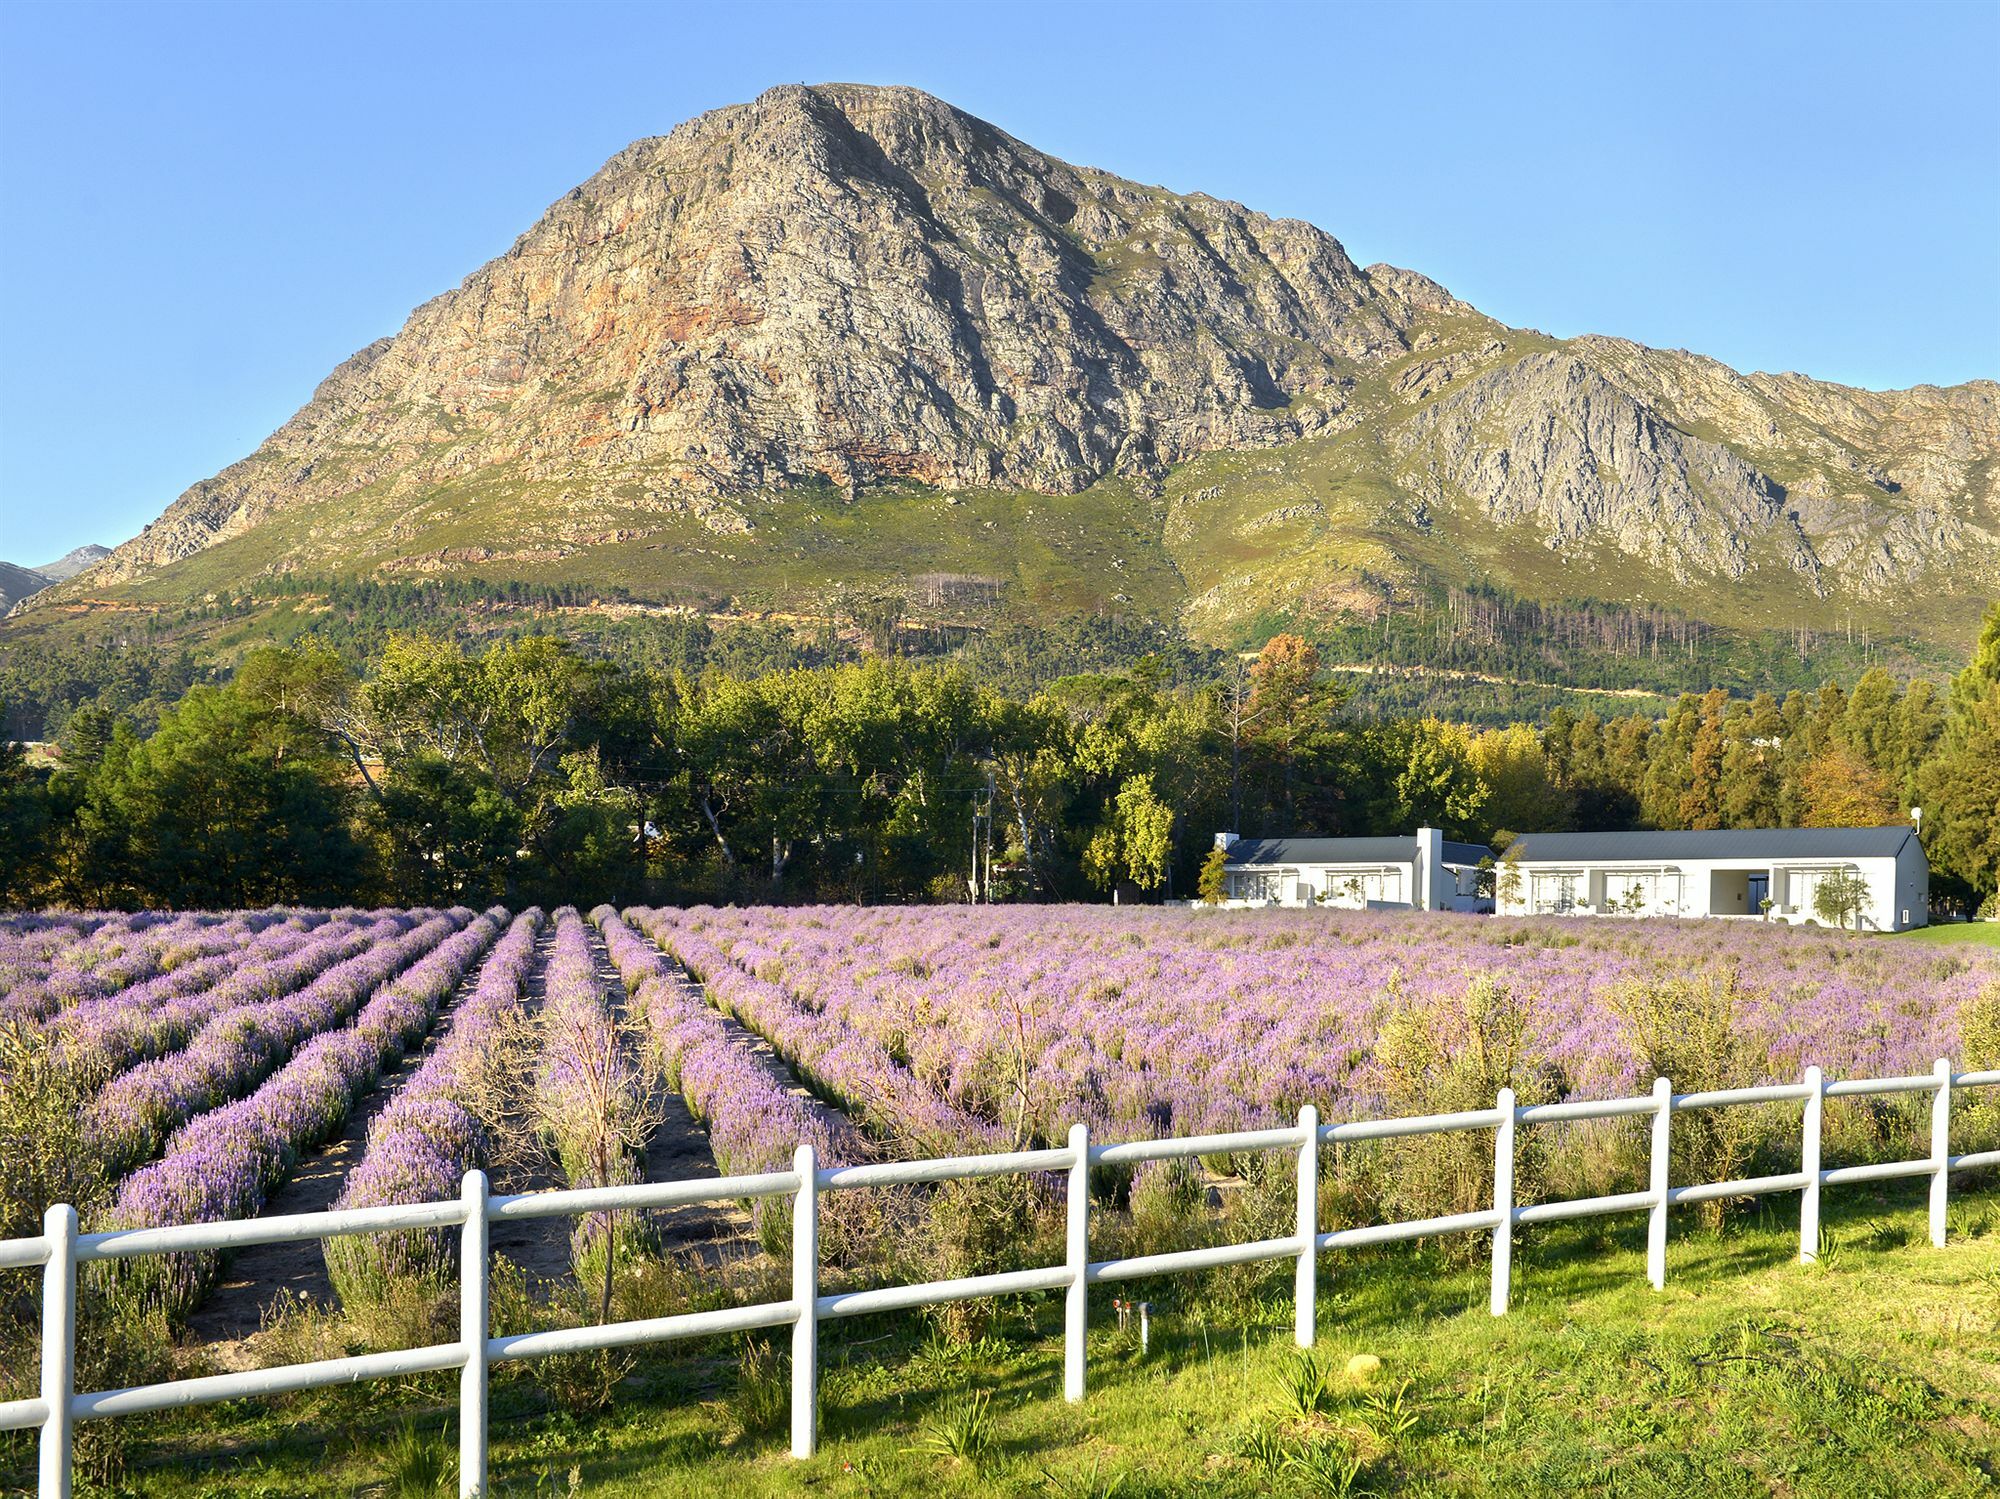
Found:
1394,353 -> 1820,587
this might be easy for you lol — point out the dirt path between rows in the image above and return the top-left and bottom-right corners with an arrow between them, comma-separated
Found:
492,922 -> 757,1292
187,916 -> 796,1364
187,948 -> 488,1347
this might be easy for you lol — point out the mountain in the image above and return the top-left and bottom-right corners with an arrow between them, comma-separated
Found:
11,83 -> 1997,664
0,562 -> 50,614
1,546 -> 113,612
33,545 -> 113,582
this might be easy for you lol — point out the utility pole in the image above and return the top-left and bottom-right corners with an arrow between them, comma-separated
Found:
972,782 -> 994,903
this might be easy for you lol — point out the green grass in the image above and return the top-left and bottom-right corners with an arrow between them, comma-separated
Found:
1892,923 -> 2000,948
22,1183 -> 1999,1497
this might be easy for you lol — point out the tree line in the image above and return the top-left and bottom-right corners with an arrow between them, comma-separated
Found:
2,603 -> 1996,913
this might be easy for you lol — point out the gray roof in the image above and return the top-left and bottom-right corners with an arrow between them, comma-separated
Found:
1226,835 -> 1492,868
1506,826 -> 1919,863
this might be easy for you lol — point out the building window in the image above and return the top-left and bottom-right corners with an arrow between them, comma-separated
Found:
1227,869 -> 1294,903
1605,872 -> 1652,912
1788,866 -> 1862,920
1532,871 -> 1580,913
1328,868 -> 1402,907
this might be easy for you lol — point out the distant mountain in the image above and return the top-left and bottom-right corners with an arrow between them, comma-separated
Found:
0,561 -> 50,614
1,545 -> 112,613
33,544 -> 113,582
11,83 -> 1996,662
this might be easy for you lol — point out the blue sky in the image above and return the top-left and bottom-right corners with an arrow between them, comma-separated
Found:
1,0 -> 1995,565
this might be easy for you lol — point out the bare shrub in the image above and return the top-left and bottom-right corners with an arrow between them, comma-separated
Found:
1612,970 -> 1767,1229
1366,975 -> 1564,1258
0,1021 -> 111,1238
1960,981 -> 2000,1154
920,1175 -> 1056,1342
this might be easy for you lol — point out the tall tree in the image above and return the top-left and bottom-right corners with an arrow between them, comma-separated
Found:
1919,603 -> 2000,905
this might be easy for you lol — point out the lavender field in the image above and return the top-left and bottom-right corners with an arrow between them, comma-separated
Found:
4,903 -> 1994,1277
641,904 -> 2000,1144
2,902 -> 1998,1494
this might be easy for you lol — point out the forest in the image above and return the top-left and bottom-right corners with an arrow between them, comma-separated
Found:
1,601 -> 1996,914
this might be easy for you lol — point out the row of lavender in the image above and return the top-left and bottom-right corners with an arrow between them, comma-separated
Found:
641,904 -> 2000,1148
0,909 -> 291,1024
327,910 -> 544,1298
106,909 -> 508,1316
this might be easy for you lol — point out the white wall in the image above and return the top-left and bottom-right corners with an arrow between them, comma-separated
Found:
1496,853 -> 1923,930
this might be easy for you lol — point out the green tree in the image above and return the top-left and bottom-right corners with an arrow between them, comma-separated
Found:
1812,868 -> 1870,932
1082,776 -> 1176,893
1372,718 -> 1488,837
1469,724 -> 1570,838
1196,844 -> 1229,904
63,684 -> 361,907
1919,603 -> 2000,906
369,755 -> 521,904
0,729 -> 51,906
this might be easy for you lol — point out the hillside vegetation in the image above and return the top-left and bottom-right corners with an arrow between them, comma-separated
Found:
4,604 -> 1997,915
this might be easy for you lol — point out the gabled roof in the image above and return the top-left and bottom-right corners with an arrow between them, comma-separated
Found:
1225,836 -> 1492,868
1505,826 -> 1920,863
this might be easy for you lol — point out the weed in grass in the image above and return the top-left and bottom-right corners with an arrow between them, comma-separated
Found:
383,1419 -> 452,1498
905,1388 -> 997,1470
1285,1439 -> 1369,1496
1275,1348 -> 1336,1421
1234,1421 -> 1291,1476
1039,1455 -> 1130,1497
908,1329 -> 1010,1383
1360,1378 -> 1419,1442
722,1338 -> 786,1445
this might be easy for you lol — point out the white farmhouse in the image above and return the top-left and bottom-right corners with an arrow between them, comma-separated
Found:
1495,826 -> 1928,931
1214,829 -> 1491,911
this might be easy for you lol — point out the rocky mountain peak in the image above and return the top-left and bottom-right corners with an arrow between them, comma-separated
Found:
15,84 -> 1996,653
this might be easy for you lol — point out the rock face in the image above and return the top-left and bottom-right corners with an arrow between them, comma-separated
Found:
22,83 -> 1999,642
1395,353 -> 1812,585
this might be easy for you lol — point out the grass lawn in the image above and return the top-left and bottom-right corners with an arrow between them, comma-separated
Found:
1892,923 -> 2000,948
21,1180 -> 1999,1498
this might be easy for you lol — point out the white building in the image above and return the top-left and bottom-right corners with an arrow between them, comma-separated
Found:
1214,829 -> 1491,911
1495,826 -> 1928,931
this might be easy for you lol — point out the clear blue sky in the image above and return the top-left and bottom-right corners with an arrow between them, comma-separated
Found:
2,0 -> 1995,566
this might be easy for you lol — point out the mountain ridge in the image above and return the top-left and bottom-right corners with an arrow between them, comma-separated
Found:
0,545 -> 111,611
12,83 -> 1996,655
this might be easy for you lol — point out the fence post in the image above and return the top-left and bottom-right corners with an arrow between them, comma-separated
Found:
1647,1077 -> 1671,1291
458,1170 -> 489,1499
1489,1087 -> 1516,1316
40,1202 -> 76,1499
1065,1123 -> 1089,1403
1799,1065 -> 1824,1263
790,1144 -> 818,1460
1931,1058 -> 1951,1248
1295,1105 -> 1318,1348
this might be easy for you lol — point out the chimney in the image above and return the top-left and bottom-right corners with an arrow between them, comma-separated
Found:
1215,832 -> 1239,853
1417,826 -> 1444,910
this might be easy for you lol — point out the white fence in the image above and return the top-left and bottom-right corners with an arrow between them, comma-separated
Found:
3,1058 -> 1997,1497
